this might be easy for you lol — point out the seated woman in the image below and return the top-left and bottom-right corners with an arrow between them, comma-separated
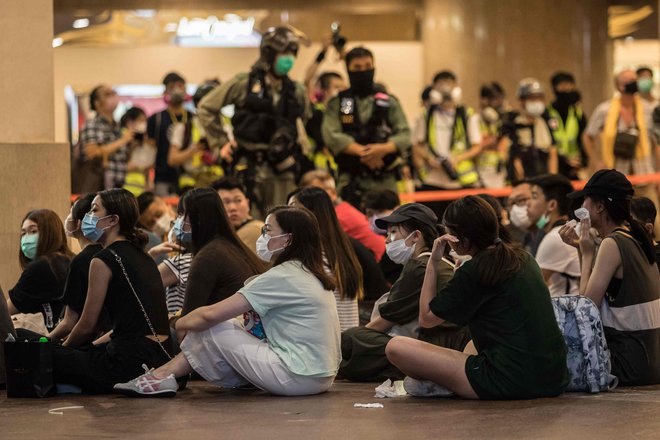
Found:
167,188 -> 266,328
48,194 -> 107,341
114,206 -> 341,397
560,170 -> 660,386
7,209 -> 74,333
339,203 -> 468,382
386,196 -> 568,399
288,187 -> 364,331
147,196 -> 191,314
52,189 -> 172,394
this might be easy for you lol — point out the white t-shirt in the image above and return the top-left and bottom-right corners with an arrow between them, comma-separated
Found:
536,226 -> 581,297
239,260 -> 341,377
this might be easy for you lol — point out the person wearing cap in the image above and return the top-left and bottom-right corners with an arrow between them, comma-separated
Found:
387,196 -> 568,399
547,72 -> 590,179
412,70 -> 483,194
197,27 -> 311,218
339,203 -> 469,382
322,46 -> 410,208
526,174 -> 580,295
559,169 -> 660,386
501,78 -> 558,182
147,72 -> 201,196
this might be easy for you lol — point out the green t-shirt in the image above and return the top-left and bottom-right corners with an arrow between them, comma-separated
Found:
239,260 -> 341,378
430,253 -> 568,399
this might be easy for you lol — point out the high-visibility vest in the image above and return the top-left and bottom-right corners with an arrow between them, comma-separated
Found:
547,105 -> 582,160
123,172 -> 148,197
427,106 -> 479,186
477,118 -> 502,170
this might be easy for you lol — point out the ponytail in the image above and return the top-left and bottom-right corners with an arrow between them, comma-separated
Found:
627,216 -> 656,265
471,240 -> 526,287
126,228 -> 149,250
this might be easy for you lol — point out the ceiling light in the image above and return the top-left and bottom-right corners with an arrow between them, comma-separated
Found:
72,18 -> 90,29
52,37 -> 63,48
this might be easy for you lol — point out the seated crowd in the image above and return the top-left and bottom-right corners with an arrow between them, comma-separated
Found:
2,168 -> 660,400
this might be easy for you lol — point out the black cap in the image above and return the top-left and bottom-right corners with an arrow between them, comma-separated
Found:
567,169 -> 634,200
375,203 -> 438,230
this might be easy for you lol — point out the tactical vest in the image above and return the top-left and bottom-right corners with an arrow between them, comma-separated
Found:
231,68 -> 302,148
425,106 -> 479,187
336,88 -> 399,178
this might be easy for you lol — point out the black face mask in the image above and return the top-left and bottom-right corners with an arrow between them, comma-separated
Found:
554,91 -> 581,107
348,69 -> 375,96
623,81 -> 638,95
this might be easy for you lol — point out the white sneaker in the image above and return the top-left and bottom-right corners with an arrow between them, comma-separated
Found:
403,376 -> 455,397
113,364 -> 178,397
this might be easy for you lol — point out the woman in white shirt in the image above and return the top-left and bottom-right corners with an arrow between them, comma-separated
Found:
114,205 -> 341,397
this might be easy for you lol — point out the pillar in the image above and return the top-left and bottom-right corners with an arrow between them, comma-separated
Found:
0,0 -> 70,291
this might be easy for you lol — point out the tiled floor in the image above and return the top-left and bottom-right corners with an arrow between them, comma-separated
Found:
3,381 -> 660,439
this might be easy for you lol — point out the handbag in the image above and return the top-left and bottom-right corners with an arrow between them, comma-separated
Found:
4,338 -> 56,398
613,129 -> 639,160
108,249 -> 171,360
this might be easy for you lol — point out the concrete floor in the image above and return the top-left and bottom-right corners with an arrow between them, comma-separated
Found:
3,381 -> 660,439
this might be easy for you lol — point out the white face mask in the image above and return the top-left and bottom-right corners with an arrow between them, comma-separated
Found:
256,233 -> 289,262
509,204 -> 532,229
152,213 -> 173,237
482,106 -> 500,123
450,86 -> 462,104
134,121 -> 147,134
386,232 -> 416,264
64,215 -> 79,237
525,101 -> 545,117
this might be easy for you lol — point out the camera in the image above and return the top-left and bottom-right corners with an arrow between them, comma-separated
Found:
331,22 -> 347,51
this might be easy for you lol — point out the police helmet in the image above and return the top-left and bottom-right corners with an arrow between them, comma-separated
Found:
517,78 -> 544,99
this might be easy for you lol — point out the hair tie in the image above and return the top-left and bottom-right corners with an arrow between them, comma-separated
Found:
493,238 -> 502,245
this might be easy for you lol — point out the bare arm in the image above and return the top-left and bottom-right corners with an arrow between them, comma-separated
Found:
64,259 -> 110,347
175,293 -> 251,333
85,131 -> 133,160
548,146 -> 559,175
581,238 -> 621,308
419,236 -> 458,328
159,262 -> 179,289
365,316 -> 394,332
47,306 -> 80,342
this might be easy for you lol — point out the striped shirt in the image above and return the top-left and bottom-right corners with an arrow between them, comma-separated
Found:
600,231 -> 660,386
323,255 -> 359,332
163,253 -> 192,313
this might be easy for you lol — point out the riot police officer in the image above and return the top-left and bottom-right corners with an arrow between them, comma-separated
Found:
197,27 -> 310,217
322,46 -> 410,208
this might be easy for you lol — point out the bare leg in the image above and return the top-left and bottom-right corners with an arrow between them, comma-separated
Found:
152,352 -> 194,379
386,336 -> 479,399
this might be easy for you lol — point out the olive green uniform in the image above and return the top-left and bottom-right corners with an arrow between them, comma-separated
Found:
321,93 -> 410,198
197,72 -> 311,217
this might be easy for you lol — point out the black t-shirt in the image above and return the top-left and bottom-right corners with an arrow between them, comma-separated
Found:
147,109 -> 193,185
9,255 -> 71,331
62,243 -> 103,315
94,241 -> 169,339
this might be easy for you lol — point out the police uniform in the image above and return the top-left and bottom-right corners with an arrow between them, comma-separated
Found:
197,71 -> 310,217
322,90 -> 410,205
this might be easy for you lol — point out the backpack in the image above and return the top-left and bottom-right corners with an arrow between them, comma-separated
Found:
552,295 -> 618,393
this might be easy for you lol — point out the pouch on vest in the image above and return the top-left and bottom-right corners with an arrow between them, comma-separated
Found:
613,129 -> 639,160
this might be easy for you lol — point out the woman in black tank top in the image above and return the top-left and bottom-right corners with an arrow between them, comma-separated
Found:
52,189 -> 172,394
561,170 -> 660,385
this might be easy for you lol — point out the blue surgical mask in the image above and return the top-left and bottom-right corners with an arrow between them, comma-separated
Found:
20,233 -> 39,260
82,213 -> 113,242
172,216 -> 192,244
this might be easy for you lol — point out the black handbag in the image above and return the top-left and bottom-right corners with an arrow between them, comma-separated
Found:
613,129 -> 639,160
4,339 -> 56,398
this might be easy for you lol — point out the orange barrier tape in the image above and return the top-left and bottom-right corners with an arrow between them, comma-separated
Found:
71,172 -> 660,205
399,172 -> 660,203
